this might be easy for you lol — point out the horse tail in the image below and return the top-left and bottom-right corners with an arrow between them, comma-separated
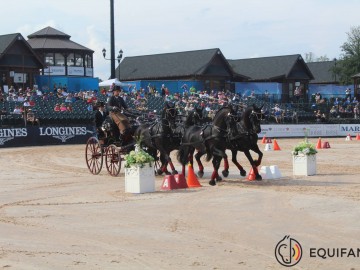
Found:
177,145 -> 189,166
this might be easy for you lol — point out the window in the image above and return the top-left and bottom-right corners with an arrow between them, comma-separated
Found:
67,53 -> 75,66
45,53 -> 54,66
75,53 -> 83,67
85,55 -> 92,68
54,53 -> 65,66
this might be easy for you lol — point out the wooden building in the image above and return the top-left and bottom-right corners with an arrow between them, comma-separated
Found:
0,33 -> 43,90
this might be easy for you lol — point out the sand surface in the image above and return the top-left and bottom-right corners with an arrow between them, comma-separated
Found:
1,137 -> 360,270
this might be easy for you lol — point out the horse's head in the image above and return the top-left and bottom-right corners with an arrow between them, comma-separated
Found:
163,101 -> 177,129
246,104 -> 264,134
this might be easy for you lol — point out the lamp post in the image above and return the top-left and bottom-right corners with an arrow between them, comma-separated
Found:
333,58 -> 337,83
117,49 -> 123,81
102,49 -> 123,80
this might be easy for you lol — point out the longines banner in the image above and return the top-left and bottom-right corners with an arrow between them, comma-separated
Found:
0,126 -> 94,148
260,124 -> 360,138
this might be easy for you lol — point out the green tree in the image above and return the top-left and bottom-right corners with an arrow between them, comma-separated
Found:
337,26 -> 360,84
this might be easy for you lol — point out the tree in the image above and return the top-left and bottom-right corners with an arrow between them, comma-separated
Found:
304,52 -> 329,62
337,26 -> 360,84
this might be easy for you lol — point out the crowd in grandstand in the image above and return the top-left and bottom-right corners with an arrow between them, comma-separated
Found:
0,83 -> 359,127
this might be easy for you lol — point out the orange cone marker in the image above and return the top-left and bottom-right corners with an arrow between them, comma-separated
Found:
247,167 -> 257,181
273,139 -> 281,151
356,133 -> 360,141
261,136 -> 266,144
187,163 -> 202,188
316,137 -> 322,149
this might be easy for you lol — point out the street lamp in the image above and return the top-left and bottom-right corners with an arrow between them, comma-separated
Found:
333,58 -> 337,83
103,48 -> 123,80
117,49 -> 123,81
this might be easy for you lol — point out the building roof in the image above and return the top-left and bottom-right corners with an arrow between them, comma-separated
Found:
118,48 -> 242,81
0,33 -> 43,66
228,54 -> 314,81
307,60 -> 337,83
0,33 -> 19,54
27,26 -> 93,52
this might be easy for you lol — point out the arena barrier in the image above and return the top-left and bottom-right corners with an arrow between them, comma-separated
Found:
1,124 -> 360,148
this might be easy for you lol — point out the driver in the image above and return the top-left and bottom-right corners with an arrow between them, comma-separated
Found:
107,86 -> 130,137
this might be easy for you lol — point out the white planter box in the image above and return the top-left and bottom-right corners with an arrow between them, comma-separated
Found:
292,154 -> 317,176
125,164 -> 155,193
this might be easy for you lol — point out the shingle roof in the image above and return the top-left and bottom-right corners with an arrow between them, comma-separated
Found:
0,33 -> 20,54
27,26 -> 93,52
119,48 -> 236,80
228,54 -> 313,80
307,61 -> 336,83
27,26 -> 70,39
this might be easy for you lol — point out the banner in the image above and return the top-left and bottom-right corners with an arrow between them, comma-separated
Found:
0,126 -> 95,148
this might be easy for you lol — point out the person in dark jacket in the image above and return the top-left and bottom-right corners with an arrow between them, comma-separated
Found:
107,86 -> 130,136
94,101 -> 108,137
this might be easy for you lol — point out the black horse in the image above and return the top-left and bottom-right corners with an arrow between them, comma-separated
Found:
177,106 -> 235,186
222,104 -> 264,180
134,101 -> 179,175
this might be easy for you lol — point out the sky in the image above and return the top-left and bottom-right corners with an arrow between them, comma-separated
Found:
1,0 -> 360,81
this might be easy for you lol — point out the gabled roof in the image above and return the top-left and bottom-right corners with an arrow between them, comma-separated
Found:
0,33 -> 19,54
307,60 -> 336,83
27,26 -> 93,52
119,48 -> 241,81
228,54 -> 314,81
0,33 -> 43,66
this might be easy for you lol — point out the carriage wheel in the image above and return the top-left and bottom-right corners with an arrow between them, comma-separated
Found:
154,150 -> 162,175
105,144 -> 122,176
85,137 -> 103,175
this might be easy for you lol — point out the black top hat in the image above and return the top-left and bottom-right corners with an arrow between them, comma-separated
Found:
96,101 -> 105,107
115,86 -> 121,91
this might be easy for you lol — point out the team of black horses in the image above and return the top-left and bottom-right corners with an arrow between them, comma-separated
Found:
101,101 -> 265,186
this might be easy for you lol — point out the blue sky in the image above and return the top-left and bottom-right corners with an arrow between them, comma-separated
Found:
1,0 -> 359,80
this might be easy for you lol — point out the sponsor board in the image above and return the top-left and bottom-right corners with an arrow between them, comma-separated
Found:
260,124 -> 360,138
0,126 -> 94,148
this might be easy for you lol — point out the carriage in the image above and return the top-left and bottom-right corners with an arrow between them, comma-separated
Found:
85,111 -> 161,176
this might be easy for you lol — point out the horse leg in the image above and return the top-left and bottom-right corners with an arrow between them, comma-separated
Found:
159,154 -> 170,175
209,155 -> 222,186
194,149 -> 205,178
251,144 -> 263,167
244,150 -> 262,180
222,156 -> 230,177
231,149 -> 247,176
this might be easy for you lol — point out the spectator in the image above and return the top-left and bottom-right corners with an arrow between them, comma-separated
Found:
66,104 -> 73,112
13,105 -> 22,114
54,103 -> 61,112
329,106 -> 338,118
26,109 -> 40,126
354,104 -> 359,119
60,103 -> 67,111
273,104 -> 283,123
345,88 -> 351,100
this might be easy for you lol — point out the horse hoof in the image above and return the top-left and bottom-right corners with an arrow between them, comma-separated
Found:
240,169 -> 247,177
255,174 -> 262,181
254,160 -> 260,166
156,169 -> 163,175
222,170 -> 229,177
172,170 -> 178,175
209,180 -> 216,186
216,176 -> 223,182
197,171 -> 204,178
165,172 -> 172,175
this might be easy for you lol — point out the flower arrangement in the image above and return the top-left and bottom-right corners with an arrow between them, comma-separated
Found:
292,141 -> 318,156
124,144 -> 154,168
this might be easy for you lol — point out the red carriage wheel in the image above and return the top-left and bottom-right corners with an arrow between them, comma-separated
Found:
85,137 -> 103,175
105,144 -> 122,176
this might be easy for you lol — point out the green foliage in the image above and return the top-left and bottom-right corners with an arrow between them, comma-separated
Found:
337,26 -> 360,84
292,141 -> 317,156
124,145 -> 154,168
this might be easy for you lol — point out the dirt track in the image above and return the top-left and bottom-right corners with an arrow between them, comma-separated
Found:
1,138 -> 360,269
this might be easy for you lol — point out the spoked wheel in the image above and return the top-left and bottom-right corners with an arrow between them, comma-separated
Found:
85,137 -> 103,175
105,144 -> 122,176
